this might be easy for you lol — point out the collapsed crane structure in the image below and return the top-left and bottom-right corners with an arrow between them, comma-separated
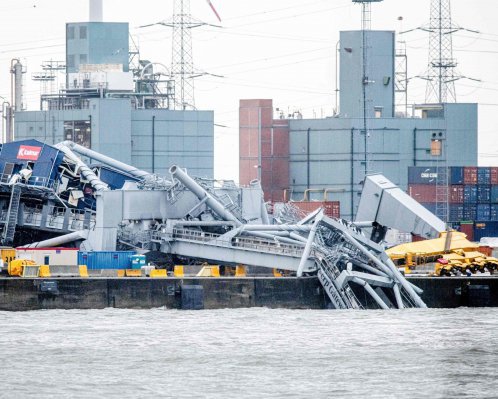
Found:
0,139 -> 431,309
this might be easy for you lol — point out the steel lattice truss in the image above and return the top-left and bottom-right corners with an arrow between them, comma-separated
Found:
425,0 -> 458,103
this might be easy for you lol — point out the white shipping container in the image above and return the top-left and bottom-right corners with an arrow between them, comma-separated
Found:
16,248 -> 79,266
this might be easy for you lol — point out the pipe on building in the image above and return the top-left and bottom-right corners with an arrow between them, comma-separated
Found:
350,127 -> 355,219
55,143 -> 109,192
26,230 -> 89,248
152,115 -> 156,173
61,141 -> 152,179
170,165 -> 242,226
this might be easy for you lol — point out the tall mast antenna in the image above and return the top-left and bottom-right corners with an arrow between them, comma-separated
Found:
352,0 -> 383,178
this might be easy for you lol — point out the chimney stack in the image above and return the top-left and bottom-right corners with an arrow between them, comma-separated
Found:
89,0 -> 103,22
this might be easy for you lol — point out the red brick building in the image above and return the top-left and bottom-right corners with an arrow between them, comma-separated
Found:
239,99 -> 289,203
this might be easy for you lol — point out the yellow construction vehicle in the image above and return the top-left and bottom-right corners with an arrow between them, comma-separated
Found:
387,231 -> 498,276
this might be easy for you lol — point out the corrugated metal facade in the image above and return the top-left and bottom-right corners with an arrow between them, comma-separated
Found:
15,101 -> 214,178
78,251 -> 135,270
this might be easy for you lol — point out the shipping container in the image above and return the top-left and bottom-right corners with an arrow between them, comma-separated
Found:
290,201 -> 340,218
477,185 -> 491,203
449,185 -> 464,204
463,204 -> 477,221
491,205 -> 498,221
463,185 -> 477,203
478,246 -> 493,257
478,168 -> 491,185
459,223 -> 474,241
449,205 -> 464,221
420,202 -> 437,214
491,186 -> 498,204
474,222 -> 498,241
477,204 -> 491,221
16,248 -> 78,266
491,167 -> 498,185
411,235 -> 426,242
463,167 -> 478,185
408,167 -> 438,185
449,167 -> 464,185
77,251 -> 135,270
408,185 -> 439,203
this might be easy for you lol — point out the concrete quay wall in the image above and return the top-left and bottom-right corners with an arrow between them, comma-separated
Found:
0,277 -> 325,311
1,276 -> 498,311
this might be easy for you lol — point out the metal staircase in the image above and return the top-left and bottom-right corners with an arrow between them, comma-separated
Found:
316,250 -> 363,310
3,185 -> 22,245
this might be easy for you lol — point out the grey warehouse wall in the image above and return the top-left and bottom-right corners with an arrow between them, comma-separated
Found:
14,99 -> 214,179
288,103 -> 478,220
340,30 -> 395,119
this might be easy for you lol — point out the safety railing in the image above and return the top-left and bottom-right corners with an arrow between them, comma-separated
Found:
170,228 -> 304,258
0,174 -> 57,189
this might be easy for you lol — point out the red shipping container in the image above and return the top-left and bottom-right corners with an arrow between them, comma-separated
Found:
290,201 -> 340,218
411,235 -> 426,242
449,185 -> 464,203
408,184 -> 438,203
463,167 -> 478,185
478,246 -> 492,257
491,167 -> 498,185
459,223 -> 474,241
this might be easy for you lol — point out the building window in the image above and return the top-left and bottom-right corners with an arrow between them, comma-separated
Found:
80,54 -> 88,64
431,139 -> 442,156
374,107 -> 383,118
64,120 -> 91,148
67,55 -> 75,68
80,26 -> 87,39
67,26 -> 75,40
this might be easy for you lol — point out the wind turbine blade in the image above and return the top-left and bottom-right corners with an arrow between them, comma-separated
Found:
205,0 -> 222,22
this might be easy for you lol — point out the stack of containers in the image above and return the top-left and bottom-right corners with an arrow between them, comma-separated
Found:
408,166 -> 498,242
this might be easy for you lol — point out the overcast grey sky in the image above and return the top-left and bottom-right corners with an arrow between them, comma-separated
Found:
0,0 -> 497,181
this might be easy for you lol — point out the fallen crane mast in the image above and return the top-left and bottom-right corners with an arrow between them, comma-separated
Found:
0,139 -> 426,309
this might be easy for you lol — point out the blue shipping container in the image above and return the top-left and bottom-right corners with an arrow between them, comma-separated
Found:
491,186 -> 498,204
474,221 -> 498,241
408,167 -> 438,185
491,205 -> 498,221
463,204 -> 477,221
477,185 -> 491,203
449,205 -> 464,221
478,167 -> 491,185
77,251 -> 135,270
449,167 -> 464,185
420,202 -> 437,214
477,204 -> 491,221
464,185 -> 477,203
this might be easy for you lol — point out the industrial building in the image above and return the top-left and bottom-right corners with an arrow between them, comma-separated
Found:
239,29 -> 478,220
12,5 -> 214,178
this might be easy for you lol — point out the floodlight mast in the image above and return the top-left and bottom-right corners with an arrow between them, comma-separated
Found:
351,0 -> 384,179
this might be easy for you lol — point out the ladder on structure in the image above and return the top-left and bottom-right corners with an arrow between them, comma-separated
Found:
3,185 -> 22,246
435,164 -> 449,223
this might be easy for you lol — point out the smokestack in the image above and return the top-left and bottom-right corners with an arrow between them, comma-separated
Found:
89,0 -> 103,22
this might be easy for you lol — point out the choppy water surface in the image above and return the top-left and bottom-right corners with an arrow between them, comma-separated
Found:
0,308 -> 497,398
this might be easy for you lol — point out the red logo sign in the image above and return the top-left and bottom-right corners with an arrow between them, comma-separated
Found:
17,145 -> 42,160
